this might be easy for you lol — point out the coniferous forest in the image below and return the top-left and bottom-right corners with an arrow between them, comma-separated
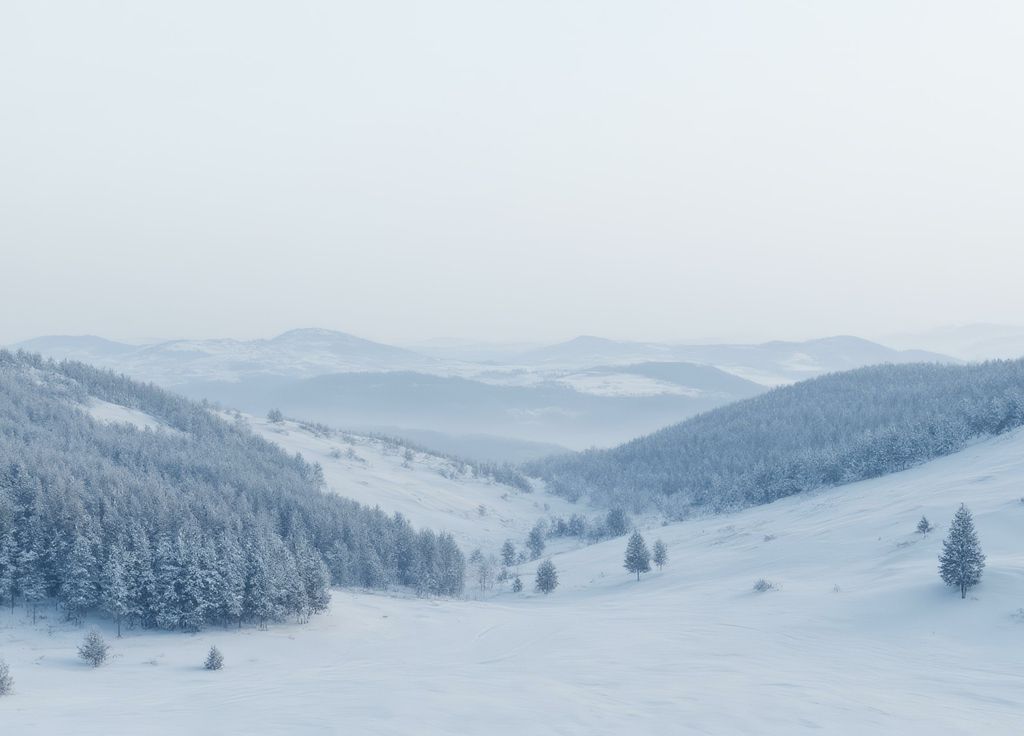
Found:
528,360 -> 1024,516
0,351 -> 465,632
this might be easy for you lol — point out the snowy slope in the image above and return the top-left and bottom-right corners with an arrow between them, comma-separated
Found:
243,415 -> 580,551
3,429 -> 1024,734
86,398 -> 182,434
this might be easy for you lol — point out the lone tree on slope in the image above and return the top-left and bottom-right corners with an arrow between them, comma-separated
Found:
652,539 -> 668,571
501,540 -> 516,568
938,504 -> 985,599
624,531 -> 651,581
0,658 -> 12,696
916,516 -> 933,536
204,646 -> 224,671
535,560 -> 558,594
605,508 -> 628,538
78,630 -> 109,668
526,522 -> 546,560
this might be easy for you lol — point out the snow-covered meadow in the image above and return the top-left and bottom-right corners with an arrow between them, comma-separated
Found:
3,423 -> 1024,733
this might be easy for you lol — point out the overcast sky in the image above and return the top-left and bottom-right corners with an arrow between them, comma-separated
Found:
2,1 -> 1023,346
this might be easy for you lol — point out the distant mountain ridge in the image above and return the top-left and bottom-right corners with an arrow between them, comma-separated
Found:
518,334 -> 958,383
10,329 -> 960,457
13,328 -> 432,384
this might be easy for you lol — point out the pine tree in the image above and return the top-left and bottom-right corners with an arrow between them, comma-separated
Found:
152,536 -> 181,630
216,534 -> 246,628
61,535 -> 98,624
101,545 -> 132,637
295,543 -> 331,618
534,559 -> 558,594
511,576 -> 523,593
605,508 -> 628,537
938,504 -> 985,599
78,630 -> 109,668
19,551 -> 47,624
624,531 -> 651,581
916,516 -> 933,535
0,532 -> 17,612
204,645 -> 224,671
500,540 -> 516,568
0,658 -> 12,696
526,522 -> 546,560
652,539 -> 668,571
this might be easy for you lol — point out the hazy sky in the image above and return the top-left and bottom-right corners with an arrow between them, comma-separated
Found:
2,1 -> 1023,346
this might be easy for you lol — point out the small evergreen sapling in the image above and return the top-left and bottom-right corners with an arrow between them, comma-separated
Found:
204,645 -> 224,671
938,504 -> 986,599
511,576 -> 523,593
624,531 -> 651,581
78,630 -> 109,668
0,658 -> 12,696
652,539 -> 668,571
534,560 -> 558,594
916,516 -> 933,536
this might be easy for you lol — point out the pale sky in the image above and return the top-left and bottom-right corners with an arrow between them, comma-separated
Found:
2,1 -> 1023,346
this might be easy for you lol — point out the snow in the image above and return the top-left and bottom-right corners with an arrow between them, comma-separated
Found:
4,428 -> 1024,733
243,415 -> 582,551
86,398 -> 180,434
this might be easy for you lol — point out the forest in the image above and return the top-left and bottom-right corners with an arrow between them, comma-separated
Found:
527,360 -> 1024,517
0,351 -> 465,632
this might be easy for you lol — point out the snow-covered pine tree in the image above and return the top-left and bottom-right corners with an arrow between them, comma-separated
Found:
78,630 -> 109,668
216,533 -> 246,628
652,539 -> 668,571
101,545 -> 132,637
500,540 -> 516,568
624,531 -> 651,581
511,576 -> 523,593
152,536 -> 181,630
296,543 -> 331,618
19,550 -> 47,624
61,535 -> 98,623
938,504 -> 985,599
534,559 -> 558,594
0,532 -> 16,612
204,645 -> 224,671
916,516 -> 933,535
526,522 -> 546,560
0,658 -> 12,696
605,509 -> 628,537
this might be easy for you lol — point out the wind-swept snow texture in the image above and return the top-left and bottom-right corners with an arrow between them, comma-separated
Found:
4,429 -> 1024,734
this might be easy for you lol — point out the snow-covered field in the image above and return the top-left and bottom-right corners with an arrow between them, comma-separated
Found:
3,429 -> 1024,734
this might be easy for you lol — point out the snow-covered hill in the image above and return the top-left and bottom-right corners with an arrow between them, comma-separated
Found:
242,414 -> 579,551
4,423 -> 1023,733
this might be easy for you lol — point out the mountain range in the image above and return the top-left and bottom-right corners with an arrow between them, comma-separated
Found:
11,328 -> 960,456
